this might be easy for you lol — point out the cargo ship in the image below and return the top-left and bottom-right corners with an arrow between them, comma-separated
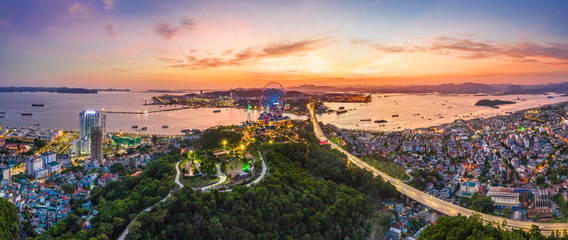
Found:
375,119 -> 387,123
22,113 -> 33,116
32,103 -> 44,107
360,119 -> 371,121
213,110 -> 221,113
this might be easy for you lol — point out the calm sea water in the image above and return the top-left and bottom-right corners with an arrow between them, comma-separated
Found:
0,92 -> 302,135
319,93 -> 568,131
1,92 -> 566,134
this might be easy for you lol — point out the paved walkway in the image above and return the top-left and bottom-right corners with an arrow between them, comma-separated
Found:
118,153 -> 269,239
117,161 -> 184,240
246,151 -> 267,187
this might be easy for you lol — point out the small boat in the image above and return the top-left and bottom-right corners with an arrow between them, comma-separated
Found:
338,106 -> 345,110
547,96 -> 555,99
141,127 -> 148,131
413,113 -> 420,116
132,125 -> 138,129
22,113 -> 32,116
0,112 -> 5,114
360,119 -> 371,121
32,104 -> 44,107
392,114 -> 399,117
34,123 -> 40,126
0,116 -> 4,118
439,116 -> 444,118
162,125 -> 169,128
336,109 -> 348,114
213,110 -> 221,113
375,119 -> 387,123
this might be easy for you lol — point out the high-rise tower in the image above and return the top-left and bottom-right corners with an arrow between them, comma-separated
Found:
79,110 -> 106,141
91,126 -> 104,165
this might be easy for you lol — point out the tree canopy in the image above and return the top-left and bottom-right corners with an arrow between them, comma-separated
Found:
0,198 -> 19,240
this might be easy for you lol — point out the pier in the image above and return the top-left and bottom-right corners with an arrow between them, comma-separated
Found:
101,106 -> 199,115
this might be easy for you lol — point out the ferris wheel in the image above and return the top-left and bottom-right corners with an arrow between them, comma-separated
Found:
259,82 -> 287,115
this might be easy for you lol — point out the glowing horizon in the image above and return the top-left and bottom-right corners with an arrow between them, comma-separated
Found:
1,0 -> 567,89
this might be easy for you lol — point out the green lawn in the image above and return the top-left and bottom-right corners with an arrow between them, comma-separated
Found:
180,176 -> 220,188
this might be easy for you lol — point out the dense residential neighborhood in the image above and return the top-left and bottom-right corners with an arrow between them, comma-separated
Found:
323,103 -> 568,223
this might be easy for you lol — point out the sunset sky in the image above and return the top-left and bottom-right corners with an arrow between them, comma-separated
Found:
1,0 -> 567,89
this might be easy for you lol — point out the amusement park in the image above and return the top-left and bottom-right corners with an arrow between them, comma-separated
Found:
257,82 -> 291,124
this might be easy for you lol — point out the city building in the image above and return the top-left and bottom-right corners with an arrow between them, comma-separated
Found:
487,187 -> 521,209
46,161 -> 61,174
35,168 -> 49,179
534,189 -> 552,208
72,139 -> 90,155
91,127 -> 103,165
58,154 -> 73,168
25,156 -> 43,176
458,181 -> 479,198
79,110 -> 106,142
74,110 -> 105,155
41,151 -> 57,165
1,164 -> 11,185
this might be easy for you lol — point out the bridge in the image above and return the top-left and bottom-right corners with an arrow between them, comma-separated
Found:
308,103 -> 567,236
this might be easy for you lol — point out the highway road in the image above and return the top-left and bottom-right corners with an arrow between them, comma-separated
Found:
307,103 -> 567,235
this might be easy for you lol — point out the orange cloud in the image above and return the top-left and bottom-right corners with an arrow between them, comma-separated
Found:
362,37 -> 568,65
164,37 -> 329,70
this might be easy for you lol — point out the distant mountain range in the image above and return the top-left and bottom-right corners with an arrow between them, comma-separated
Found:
286,82 -> 568,94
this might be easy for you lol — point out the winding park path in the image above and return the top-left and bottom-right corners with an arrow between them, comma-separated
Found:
118,152 -> 268,240
308,103 -> 568,236
246,151 -> 268,187
117,161 -> 184,240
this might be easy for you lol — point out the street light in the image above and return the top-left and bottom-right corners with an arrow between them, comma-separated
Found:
222,140 -> 227,149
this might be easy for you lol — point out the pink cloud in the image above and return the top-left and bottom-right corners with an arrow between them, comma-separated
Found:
365,36 -> 568,64
68,2 -> 93,19
102,0 -> 115,10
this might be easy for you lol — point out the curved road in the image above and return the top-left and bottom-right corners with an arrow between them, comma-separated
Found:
246,151 -> 268,187
308,103 -> 567,235
117,161 -> 184,240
